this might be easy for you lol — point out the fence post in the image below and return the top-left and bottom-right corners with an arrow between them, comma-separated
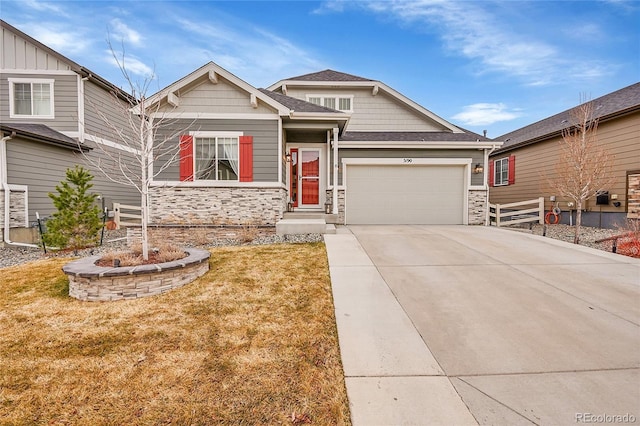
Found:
496,204 -> 501,227
538,197 -> 545,224
113,203 -> 121,230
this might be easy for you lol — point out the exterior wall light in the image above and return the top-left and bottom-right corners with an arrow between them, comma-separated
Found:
473,163 -> 484,174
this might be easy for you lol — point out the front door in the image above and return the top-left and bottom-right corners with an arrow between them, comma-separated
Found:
291,148 -> 321,209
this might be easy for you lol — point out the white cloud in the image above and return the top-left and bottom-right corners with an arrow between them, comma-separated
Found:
343,1 -> 614,86
452,103 -> 522,126
106,52 -> 154,79
21,0 -> 68,16
27,26 -> 89,55
110,18 -> 143,46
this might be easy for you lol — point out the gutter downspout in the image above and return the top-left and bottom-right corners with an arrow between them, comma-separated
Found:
484,143 -> 498,226
2,132 -> 38,247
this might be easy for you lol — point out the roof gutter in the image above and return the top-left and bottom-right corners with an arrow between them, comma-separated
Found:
1,132 -> 39,248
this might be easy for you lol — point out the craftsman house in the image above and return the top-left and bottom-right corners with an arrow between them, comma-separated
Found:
146,63 -> 499,229
0,20 -> 139,245
489,82 -> 640,228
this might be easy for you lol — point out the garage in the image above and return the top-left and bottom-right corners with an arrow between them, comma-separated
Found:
345,163 -> 467,225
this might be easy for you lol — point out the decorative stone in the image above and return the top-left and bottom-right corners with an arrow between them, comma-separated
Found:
62,248 -> 210,302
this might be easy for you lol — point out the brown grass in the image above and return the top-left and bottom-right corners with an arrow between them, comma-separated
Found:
0,243 -> 351,425
98,241 -> 187,266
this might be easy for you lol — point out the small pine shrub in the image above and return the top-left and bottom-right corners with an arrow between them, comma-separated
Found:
43,166 -> 103,253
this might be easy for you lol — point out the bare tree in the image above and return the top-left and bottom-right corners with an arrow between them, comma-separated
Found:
80,43 -> 190,260
547,97 -> 615,244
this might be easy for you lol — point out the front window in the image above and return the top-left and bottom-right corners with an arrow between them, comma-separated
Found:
195,136 -> 239,180
494,158 -> 509,186
9,78 -> 54,118
306,95 -> 353,112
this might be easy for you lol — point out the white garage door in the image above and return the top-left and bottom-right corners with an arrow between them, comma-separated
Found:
345,165 -> 466,224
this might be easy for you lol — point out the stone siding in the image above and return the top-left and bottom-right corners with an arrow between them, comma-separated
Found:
126,225 -> 276,247
325,188 -> 346,224
0,188 -> 27,230
628,173 -> 640,219
150,186 -> 287,225
468,189 -> 488,225
64,248 -> 210,302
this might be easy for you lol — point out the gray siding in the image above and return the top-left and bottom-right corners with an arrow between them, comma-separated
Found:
337,149 -> 485,186
1,26 -> 73,71
285,87 -> 446,132
6,137 -> 140,222
0,73 -> 79,132
154,119 -> 279,182
84,80 -> 138,142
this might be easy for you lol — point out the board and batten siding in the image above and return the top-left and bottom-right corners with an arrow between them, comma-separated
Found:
1,26 -> 72,71
6,137 -> 140,222
285,87 -> 446,132
153,119 -> 279,182
0,73 -> 79,132
157,78 -> 275,115
83,80 -> 138,142
489,112 -> 640,213
337,148 -> 485,186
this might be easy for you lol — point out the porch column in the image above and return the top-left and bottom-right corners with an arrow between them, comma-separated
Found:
332,127 -> 339,215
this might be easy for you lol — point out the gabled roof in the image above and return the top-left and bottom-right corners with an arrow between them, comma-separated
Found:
283,69 -> 374,82
494,82 -> 640,154
0,20 -> 134,102
268,69 -> 465,134
1,123 -> 88,151
145,62 -> 290,115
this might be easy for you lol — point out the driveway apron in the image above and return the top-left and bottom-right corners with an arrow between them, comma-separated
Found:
325,225 -> 640,426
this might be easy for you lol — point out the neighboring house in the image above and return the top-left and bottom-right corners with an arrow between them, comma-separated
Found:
146,64 -> 499,228
0,20 -> 140,245
489,82 -> 640,229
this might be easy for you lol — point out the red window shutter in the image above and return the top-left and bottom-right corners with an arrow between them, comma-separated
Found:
488,161 -> 494,187
179,135 -> 194,181
508,155 -> 516,185
239,135 -> 253,182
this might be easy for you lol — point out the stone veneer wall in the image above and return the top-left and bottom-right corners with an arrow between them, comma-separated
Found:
127,225 -> 276,247
150,186 -> 287,225
468,189 -> 488,225
325,189 -> 345,224
0,188 -> 27,230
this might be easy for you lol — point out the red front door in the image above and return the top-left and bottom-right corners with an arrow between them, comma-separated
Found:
290,148 -> 321,208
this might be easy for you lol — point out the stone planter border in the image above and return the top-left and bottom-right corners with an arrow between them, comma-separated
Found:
62,248 -> 210,302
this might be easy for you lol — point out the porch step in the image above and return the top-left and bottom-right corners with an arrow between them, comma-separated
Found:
276,218 -> 334,235
283,212 -> 339,224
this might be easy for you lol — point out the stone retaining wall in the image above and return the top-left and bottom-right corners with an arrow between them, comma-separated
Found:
63,248 -> 210,302
150,186 -> 287,225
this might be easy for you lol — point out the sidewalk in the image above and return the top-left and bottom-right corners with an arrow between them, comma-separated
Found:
324,228 -> 478,425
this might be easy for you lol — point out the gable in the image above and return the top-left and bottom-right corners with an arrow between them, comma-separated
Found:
156,76 -> 277,115
1,22 -> 76,72
285,86 -> 450,132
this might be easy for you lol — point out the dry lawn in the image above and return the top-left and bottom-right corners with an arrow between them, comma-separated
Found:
0,243 -> 351,425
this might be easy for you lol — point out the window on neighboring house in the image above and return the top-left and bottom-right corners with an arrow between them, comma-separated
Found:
306,95 -> 353,112
9,78 -> 54,118
194,136 -> 239,181
491,155 -> 516,186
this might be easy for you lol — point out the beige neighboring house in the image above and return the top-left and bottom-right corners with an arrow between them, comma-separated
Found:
489,82 -> 640,228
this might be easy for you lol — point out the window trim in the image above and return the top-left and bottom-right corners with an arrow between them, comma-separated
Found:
8,78 -> 55,119
190,131 -> 242,182
305,94 -> 354,112
494,157 -> 509,186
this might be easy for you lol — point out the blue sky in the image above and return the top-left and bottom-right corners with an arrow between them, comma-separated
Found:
2,0 -> 638,137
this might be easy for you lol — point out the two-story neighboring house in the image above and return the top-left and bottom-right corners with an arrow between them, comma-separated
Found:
489,83 -> 640,229
0,20 -> 140,245
146,64 -> 500,230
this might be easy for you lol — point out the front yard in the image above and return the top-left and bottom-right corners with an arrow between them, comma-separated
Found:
0,243 -> 351,425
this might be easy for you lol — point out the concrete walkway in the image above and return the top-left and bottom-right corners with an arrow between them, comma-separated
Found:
324,225 -> 640,426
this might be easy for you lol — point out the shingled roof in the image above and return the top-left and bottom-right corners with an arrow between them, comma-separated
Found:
258,89 -> 347,114
1,123 -> 88,151
341,131 -> 490,143
495,82 -> 640,154
283,69 -> 374,82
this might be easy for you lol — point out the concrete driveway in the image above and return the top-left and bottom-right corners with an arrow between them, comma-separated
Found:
324,225 -> 640,425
